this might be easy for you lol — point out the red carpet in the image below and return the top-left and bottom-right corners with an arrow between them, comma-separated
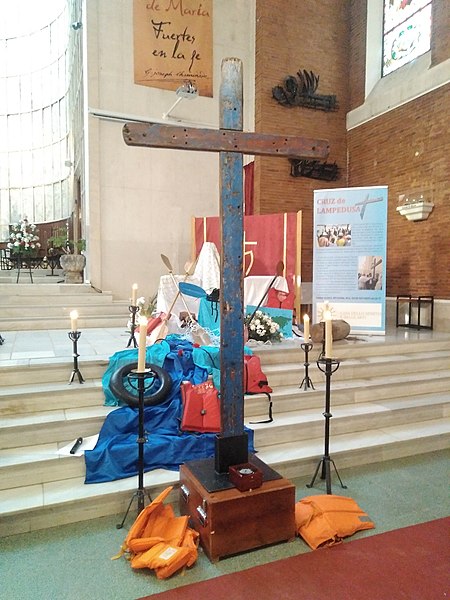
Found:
138,517 -> 450,600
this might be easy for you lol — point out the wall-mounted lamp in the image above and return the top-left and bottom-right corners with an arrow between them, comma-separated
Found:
162,81 -> 198,119
396,194 -> 434,221
71,21 -> 82,30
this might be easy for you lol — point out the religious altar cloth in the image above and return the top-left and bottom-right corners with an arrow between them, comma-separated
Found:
156,274 -> 201,318
193,241 -> 221,293
244,275 -> 289,307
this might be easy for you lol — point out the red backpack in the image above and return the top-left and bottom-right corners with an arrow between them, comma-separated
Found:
197,349 -> 274,424
243,354 -> 273,423
180,379 -> 221,433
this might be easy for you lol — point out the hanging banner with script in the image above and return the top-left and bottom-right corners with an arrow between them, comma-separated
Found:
133,0 -> 213,97
312,186 -> 388,334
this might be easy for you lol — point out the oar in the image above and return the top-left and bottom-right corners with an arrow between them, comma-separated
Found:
247,260 -> 284,325
161,254 -> 213,345
161,254 -> 197,321
179,281 -> 207,299
148,261 -> 195,344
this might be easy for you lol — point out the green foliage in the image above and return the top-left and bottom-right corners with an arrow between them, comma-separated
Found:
48,231 -> 86,254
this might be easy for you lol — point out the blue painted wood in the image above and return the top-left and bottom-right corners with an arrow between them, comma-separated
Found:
219,58 -> 244,437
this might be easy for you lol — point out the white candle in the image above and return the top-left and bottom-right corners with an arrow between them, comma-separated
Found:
70,310 -> 78,332
131,283 -> 138,306
303,314 -> 310,340
137,316 -> 148,372
324,310 -> 333,358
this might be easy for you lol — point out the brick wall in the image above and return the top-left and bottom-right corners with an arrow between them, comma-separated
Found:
348,84 -> 450,298
431,0 -> 450,66
255,0 -> 450,298
348,0 -> 366,111
255,0 -> 350,282
347,0 -> 450,299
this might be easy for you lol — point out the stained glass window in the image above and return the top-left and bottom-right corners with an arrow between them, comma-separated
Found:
383,0 -> 432,77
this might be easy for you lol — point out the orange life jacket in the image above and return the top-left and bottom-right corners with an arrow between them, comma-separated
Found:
295,494 -> 375,550
113,486 -> 200,579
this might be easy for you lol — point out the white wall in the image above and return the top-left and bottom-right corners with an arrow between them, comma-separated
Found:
84,0 -> 255,301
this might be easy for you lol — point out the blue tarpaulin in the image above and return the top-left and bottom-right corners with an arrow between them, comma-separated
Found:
84,335 -> 255,483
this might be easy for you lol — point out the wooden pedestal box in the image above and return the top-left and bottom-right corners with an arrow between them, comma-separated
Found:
179,456 -> 296,562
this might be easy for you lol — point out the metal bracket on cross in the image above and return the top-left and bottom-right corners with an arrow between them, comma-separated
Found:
123,58 -> 330,474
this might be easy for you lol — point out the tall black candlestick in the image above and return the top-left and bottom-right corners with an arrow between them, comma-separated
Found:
68,330 -> 84,384
307,357 -> 347,494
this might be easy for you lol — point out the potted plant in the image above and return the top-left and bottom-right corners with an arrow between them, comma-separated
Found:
48,228 -> 86,284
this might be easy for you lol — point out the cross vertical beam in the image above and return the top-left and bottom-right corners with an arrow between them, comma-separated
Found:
214,58 -> 248,472
219,58 -> 245,437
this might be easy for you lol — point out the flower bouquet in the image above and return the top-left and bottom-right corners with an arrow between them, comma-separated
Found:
245,310 -> 283,343
136,294 -> 158,318
7,218 -> 41,256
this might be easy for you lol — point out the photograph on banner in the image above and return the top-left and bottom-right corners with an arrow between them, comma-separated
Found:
133,0 -> 213,97
313,186 -> 388,334
316,224 -> 352,247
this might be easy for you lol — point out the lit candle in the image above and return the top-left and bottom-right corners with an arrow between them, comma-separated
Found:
137,316 -> 148,372
303,314 -> 310,340
131,283 -> 138,306
70,310 -> 78,332
324,310 -> 333,358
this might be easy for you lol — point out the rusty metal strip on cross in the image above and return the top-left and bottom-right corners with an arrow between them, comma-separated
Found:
123,122 -> 329,160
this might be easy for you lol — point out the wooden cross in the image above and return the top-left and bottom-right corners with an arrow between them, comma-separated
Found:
123,58 -> 329,473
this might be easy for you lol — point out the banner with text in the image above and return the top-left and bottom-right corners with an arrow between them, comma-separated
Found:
133,0 -> 213,97
313,186 -> 388,334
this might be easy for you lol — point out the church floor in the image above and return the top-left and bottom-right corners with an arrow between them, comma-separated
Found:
0,450 -> 448,600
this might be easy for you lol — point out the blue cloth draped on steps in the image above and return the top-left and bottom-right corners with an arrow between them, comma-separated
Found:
84,335 -> 255,484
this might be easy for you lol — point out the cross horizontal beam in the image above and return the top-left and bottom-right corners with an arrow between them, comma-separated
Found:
123,122 -> 329,159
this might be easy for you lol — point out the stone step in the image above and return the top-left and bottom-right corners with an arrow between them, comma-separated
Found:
0,418 -> 448,537
0,314 -> 129,331
0,283 -> 111,296
0,331 -> 448,537
252,395 -> 449,448
266,369 -> 450,411
0,298 -> 129,318
0,405 -> 115,450
264,350 -> 450,387
0,293 -> 117,306
257,418 -> 450,481
245,379 -> 450,419
0,359 -> 110,388
0,281 -> 129,331
253,336 -> 450,364
2,351 -> 449,420
1,338 -> 447,388
1,391 -> 447,492
0,380 -> 107,417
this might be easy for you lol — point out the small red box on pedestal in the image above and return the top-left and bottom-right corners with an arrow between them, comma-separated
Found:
228,463 -> 263,492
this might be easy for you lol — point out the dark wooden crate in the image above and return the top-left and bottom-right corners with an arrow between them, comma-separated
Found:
179,460 -> 296,562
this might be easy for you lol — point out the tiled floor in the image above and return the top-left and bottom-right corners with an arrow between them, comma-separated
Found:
0,326 -> 131,366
